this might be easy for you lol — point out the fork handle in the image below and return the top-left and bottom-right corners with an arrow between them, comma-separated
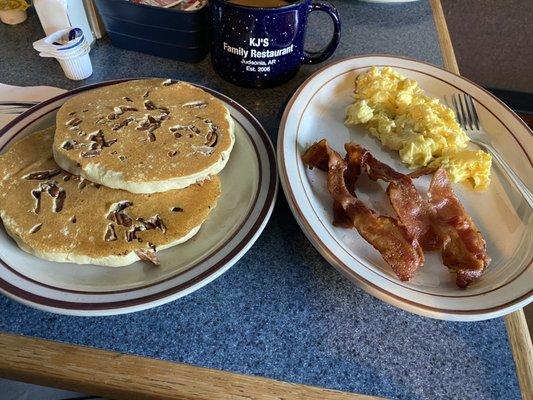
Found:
480,142 -> 533,208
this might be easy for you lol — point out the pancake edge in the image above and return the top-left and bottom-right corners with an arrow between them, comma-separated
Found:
0,209 -> 203,267
53,112 -> 235,194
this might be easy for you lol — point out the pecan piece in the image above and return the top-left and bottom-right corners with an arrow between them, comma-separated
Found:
136,114 -> 162,133
32,182 -> 66,213
112,116 -> 134,131
31,189 -> 41,213
108,211 -> 133,227
29,223 -> 42,234
87,130 -> 117,149
144,100 -> 156,110
169,124 -> 200,136
23,169 -> 61,180
80,148 -> 101,158
78,178 -> 87,190
182,100 -> 207,109
104,223 -> 117,242
189,125 -> 201,134
137,214 -> 166,233
143,100 -> 170,114
50,188 -> 66,213
111,105 -> 138,118
106,201 -> 133,227
61,139 -> 79,150
125,224 -> 146,242
205,131 -> 218,147
65,117 -> 82,127
135,244 -> 160,265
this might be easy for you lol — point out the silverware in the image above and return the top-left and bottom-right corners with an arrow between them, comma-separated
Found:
446,92 -> 533,208
0,106 -> 30,115
0,101 -> 39,107
0,101 -> 38,115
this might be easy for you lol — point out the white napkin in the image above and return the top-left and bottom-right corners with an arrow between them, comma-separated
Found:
0,83 -> 66,128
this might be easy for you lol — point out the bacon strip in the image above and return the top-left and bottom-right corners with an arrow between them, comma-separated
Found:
303,140 -> 424,281
428,168 -> 490,287
344,143 -> 442,251
408,165 -> 439,179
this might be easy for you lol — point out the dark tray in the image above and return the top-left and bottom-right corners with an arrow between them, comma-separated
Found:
94,0 -> 210,62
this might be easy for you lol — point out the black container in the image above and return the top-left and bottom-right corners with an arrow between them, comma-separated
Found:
93,0 -> 210,63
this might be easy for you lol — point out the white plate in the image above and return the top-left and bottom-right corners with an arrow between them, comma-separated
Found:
0,80 -> 277,316
278,55 -> 532,321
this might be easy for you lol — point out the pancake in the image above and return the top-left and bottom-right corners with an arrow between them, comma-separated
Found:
53,79 -> 235,193
0,128 -> 221,267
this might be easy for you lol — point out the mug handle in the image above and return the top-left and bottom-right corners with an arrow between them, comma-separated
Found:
302,1 -> 341,65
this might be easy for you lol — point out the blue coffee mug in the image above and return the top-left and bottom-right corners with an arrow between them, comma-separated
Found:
211,0 -> 341,87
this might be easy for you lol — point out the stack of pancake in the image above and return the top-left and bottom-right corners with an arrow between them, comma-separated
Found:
0,79 -> 235,266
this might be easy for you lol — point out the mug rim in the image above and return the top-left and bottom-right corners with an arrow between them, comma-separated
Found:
215,0 -> 309,11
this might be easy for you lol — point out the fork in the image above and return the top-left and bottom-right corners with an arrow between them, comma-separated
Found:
0,101 -> 38,115
0,106 -> 30,115
447,93 -> 533,208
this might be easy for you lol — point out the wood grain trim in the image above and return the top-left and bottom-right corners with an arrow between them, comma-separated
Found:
430,1 -> 533,398
0,333 -> 382,400
428,0 -> 460,73
505,312 -> 533,400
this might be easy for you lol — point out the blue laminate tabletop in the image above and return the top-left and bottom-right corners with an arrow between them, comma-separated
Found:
0,2 -> 521,399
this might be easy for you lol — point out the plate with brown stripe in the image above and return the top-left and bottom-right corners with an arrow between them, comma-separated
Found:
0,79 -> 277,316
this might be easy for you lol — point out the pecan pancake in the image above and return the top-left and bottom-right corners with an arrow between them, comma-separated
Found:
0,128 -> 220,267
53,79 -> 234,193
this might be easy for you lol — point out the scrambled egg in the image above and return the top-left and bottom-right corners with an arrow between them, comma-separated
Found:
345,66 -> 492,189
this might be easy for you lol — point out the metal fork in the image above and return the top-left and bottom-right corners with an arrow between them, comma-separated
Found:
447,93 -> 533,208
0,101 -> 38,115
0,106 -> 30,115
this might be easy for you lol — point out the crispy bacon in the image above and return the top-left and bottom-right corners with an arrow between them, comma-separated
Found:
302,140 -> 424,281
344,143 -> 442,251
428,168 -> 490,287
408,165 -> 439,179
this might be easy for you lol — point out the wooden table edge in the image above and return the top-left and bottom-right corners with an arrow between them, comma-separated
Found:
0,1 -> 530,399
0,333 -> 381,400
429,1 -> 533,399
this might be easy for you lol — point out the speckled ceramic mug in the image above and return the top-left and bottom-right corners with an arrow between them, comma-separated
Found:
211,0 -> 341,87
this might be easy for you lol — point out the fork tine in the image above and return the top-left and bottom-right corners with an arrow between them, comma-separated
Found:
451,94 -> 463,127
462,94 -> 475,131
458,94 -> 471,130
466,94 -> 480,130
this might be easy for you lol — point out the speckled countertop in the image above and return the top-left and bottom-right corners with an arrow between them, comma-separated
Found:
0,1 -> 521,399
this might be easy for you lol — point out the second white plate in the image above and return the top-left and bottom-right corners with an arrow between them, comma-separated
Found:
278,55 -> 532,321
